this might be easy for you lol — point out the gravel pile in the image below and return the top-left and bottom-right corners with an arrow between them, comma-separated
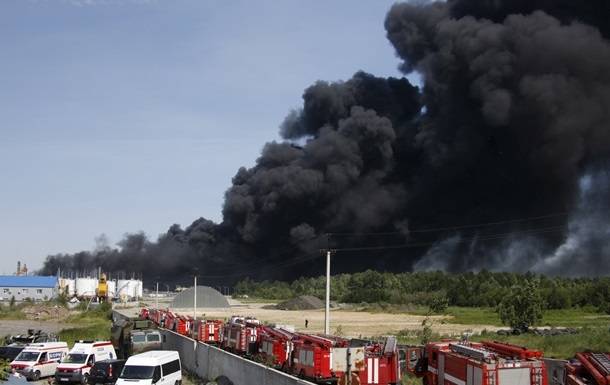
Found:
171,286 -> 229,308
275,295 -> 325,310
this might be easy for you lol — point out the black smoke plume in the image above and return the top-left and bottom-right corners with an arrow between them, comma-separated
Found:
41,1 -> 610,284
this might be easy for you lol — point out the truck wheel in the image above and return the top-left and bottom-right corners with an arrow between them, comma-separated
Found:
32,371 -> 41,381
174,381 -> 181,385
81,373 -> 89,385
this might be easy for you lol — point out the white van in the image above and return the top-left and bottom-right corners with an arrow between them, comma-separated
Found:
116,351 -> 181,385
55,341 -> 117,383
10,342 -> 69,380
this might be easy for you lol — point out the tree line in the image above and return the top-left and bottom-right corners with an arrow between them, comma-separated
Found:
233,270 -> 610,313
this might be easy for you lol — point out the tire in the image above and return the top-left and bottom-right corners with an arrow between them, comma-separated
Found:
175,381 -> 182,385
81,373 -> 89,385
31,371 -> 41,381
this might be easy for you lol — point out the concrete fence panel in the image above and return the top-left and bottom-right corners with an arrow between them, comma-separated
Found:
161,330 -> 314,385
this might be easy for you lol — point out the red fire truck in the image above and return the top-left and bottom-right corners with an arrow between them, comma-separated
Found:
405,340 -> 547,385
355,337 -> 402,385
290,333 -> 350,383
197,319 -> 224,344
565,352 -> 610,385
258,326 -> 295,368
222,316 -> 261,355
174,315 -> 189,336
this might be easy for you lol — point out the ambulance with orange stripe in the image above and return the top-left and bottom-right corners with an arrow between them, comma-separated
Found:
10,342 -> 69,380
55,341 -> 117,384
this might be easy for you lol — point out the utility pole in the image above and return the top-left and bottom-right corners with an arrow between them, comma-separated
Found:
324,249 -> 331,335
193,274 -> 197,322
155,282 -> 159,310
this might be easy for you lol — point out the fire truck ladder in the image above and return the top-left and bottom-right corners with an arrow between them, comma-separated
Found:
590,353 -> 610,376
450,344 -> 492,361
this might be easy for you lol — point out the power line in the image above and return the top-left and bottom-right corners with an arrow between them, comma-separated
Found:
331,225 -> 566,253
327,212 -> 569,237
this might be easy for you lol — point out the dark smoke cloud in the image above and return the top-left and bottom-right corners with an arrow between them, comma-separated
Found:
41,1 -> 610,283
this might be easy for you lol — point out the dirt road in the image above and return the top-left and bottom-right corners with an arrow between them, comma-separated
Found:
0,321 -> 75,338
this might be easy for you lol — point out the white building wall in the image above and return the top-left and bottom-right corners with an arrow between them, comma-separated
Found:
0,286 -> 56,301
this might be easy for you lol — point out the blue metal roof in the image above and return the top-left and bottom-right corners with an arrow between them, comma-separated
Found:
0,276 -> 57,288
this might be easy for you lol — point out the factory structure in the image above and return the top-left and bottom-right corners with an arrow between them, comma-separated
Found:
0,275 -> 58,302
0,261 -> 143,302
58,275 -> 143,301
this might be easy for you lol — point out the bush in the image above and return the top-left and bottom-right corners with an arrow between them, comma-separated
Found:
498,281 -> 544,332
428,292 -> 449,314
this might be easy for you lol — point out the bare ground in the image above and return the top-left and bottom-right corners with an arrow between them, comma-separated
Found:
0,320 -> 76,338
168,299 -> 501,338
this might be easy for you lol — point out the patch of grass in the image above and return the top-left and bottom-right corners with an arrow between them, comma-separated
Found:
59,305 -> 112,347
471,327 -> 610,359
540,308 -> 610,327
402,373 -> 422,385
1,359 -> 10,381
445,307 -> 610,328
347,303 -> 429,314
0,303 -> 28,320
59,321 -> 111,347
445,307 -> 502,325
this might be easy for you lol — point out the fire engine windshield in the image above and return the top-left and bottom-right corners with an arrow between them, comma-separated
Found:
63,354 -> 88,363
15,351 -> 39,362
120,365 -> 155,380
131,335 -> 146,343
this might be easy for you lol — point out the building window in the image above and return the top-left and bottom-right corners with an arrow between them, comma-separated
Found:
3,289 -> 9,294
36,289 -> 43,294
23,288 -> 28,293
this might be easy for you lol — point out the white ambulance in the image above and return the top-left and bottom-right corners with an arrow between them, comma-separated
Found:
116,351 -> 181,385
10,342 -> 69,380
55,341 -> 117,384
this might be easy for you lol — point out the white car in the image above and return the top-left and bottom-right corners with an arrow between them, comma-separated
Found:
116,351 -> 181,385
10,342 -> 69,380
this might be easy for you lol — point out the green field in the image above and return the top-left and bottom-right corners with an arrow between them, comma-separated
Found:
58,311 -> 112,347
445,306 -> 610,327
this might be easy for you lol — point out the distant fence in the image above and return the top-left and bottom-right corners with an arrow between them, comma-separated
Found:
161,329 -> 315,385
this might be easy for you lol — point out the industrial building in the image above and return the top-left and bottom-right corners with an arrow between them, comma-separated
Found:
0,276 -> 58,301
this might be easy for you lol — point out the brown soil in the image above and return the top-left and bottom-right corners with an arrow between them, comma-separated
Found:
22,305 -> 70,321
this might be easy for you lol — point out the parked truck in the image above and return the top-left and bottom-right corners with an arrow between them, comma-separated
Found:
110,311 -> 159,359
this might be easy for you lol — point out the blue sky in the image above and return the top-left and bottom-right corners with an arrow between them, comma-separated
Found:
0,0 -> 410,274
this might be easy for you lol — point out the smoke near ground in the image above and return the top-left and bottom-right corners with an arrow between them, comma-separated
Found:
41,1 -> 610,283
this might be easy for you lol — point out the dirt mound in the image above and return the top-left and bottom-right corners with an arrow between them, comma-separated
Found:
22,305 -> 70,320
275,295 -> 325,310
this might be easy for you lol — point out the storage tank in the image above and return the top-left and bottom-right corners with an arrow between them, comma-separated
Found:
107,280 -> 117,299
59,278 -> 76,297
117,279 -> 131,300
130,279 -> 143,299
75,277 -> 97,298
136,280 -> 143,299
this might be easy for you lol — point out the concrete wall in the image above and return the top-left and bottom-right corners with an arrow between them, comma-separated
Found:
161,330 -> 315,385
